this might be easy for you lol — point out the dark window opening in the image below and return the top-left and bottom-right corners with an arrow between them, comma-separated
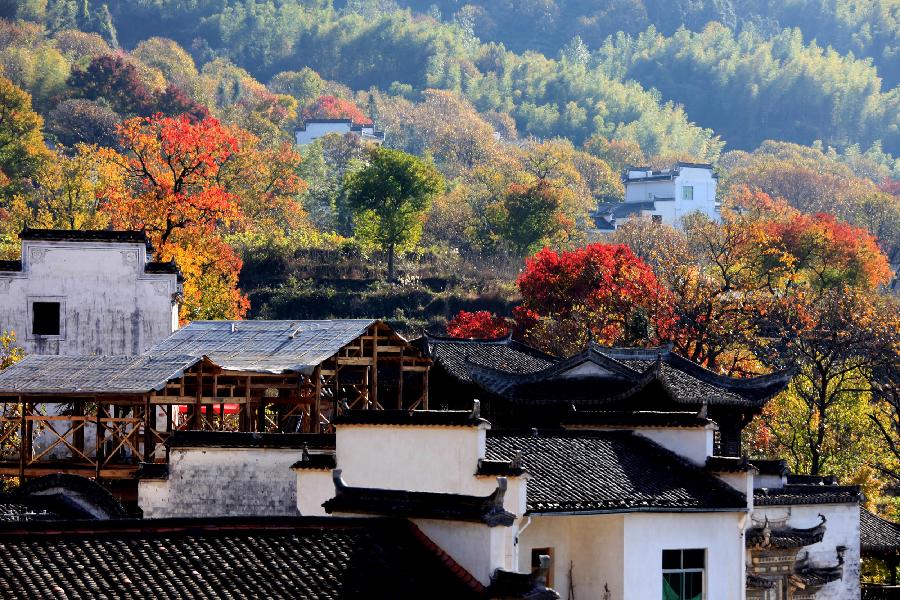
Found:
32,302 -> 60,336
531,547 -> 553,587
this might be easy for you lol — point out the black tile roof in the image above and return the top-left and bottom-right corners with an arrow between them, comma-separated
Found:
0,474 -> 128,521
753,484 -> 862,506
746,515 -> 827,549
0,517 -> 486,599
751,459 -> 789,476
323,471 -> 516,527
861,508 -> 900,556
706,456 -> 754,473
487,569 -> 559,599
144,260 -> 184,282
476,459 -> 527,478
422,333 -> 557,383
564,410 -> 713,429
0,260 -> 21,272
291,447 -> 337,470
166,430 -> 336,450
485,430 -> 746,514
334,409 -> 488,428
19,228 -> 154,251
468,343 -> 791,411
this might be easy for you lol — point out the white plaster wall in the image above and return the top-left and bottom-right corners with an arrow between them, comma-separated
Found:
716,471 -> 755,506
0,241 -> 178,356
139,447 -> 303,518
750,503 -> 860,600
624,512 -> 747,600
624,179 -> 675,203
519,513 -> 626,599
295,122 -> 352,144
634,427 -> 715,466
414,519 -> 504,585
674,167 -> 718,223
335,425 -> 492,496
296,468 -> 334,516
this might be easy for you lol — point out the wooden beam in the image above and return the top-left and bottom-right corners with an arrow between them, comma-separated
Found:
312,366 -> 322,434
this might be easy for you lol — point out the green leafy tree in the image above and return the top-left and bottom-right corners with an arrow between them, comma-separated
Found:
344,147 -> 444,280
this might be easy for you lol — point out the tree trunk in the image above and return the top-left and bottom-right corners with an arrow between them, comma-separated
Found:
387,243 -> 395,282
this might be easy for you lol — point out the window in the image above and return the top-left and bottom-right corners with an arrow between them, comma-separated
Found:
682,186 -> 694,200
32,301 -> 60,336
652,214 -> 663,224
662,549 -> 704,600
530,547 -> 553,587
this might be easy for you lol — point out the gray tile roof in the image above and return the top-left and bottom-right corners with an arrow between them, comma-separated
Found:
0,517 -> 486,599
485,430 -> 746,514
753,485 -> 862,506
0,354 -> 200,394
861,508 -> 900,555
467,343 -> 791,409
148,319 -> 378,374
422,333 -> 557,383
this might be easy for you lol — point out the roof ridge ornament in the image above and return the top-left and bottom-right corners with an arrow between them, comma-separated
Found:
471,399 -> 481,419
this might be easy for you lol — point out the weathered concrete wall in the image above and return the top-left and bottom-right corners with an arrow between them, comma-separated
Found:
139,447 -> 303,518
0,240 -> 178,356
751,503 -> 860,600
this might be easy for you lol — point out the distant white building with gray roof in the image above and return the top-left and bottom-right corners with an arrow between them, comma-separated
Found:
595,162 -> 719,231
294,119 -> 385,146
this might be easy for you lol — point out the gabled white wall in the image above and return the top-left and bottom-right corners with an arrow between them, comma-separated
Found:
0,240 -> 178,356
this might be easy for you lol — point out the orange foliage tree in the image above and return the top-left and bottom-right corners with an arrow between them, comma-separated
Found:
99,114 -> 302,321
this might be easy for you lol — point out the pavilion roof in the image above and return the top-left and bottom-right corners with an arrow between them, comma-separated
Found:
464,341 -> 792,410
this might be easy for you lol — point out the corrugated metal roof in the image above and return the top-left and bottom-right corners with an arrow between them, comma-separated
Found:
147,320 -> 378,374
0,354 -> 200,395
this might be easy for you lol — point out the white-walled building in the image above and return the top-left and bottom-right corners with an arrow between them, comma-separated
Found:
295,119 -> 385,146
0,229 -> 180,356
595,162 -> 719,231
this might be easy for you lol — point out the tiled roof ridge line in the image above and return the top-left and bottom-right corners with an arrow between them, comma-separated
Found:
423,331 -> 561,363
404,520 -> 488,594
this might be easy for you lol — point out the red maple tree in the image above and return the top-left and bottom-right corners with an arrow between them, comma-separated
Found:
446,311 -> 512,339
302,95 -> 372,125
515,243 -> 676,354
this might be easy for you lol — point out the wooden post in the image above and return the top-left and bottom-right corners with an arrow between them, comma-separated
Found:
422,368 -> 429,410
192,363 -> 203,430
397,350 -> 404,409
371,327 -> 378,410
17,396 -> 24,480
95,402 -> 102,480
143,395 -> 152,463
312,366 -> 322,434
334,365 -> 341,417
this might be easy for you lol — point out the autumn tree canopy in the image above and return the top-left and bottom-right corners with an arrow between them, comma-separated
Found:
515,243 -> 676,356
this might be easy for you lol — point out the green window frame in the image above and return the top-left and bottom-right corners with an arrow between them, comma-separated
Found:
662,549 -> 704,600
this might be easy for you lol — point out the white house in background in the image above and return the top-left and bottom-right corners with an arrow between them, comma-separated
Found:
294,118 -> 385,146
0,229 -> 180,356
595,162 -> 719,231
